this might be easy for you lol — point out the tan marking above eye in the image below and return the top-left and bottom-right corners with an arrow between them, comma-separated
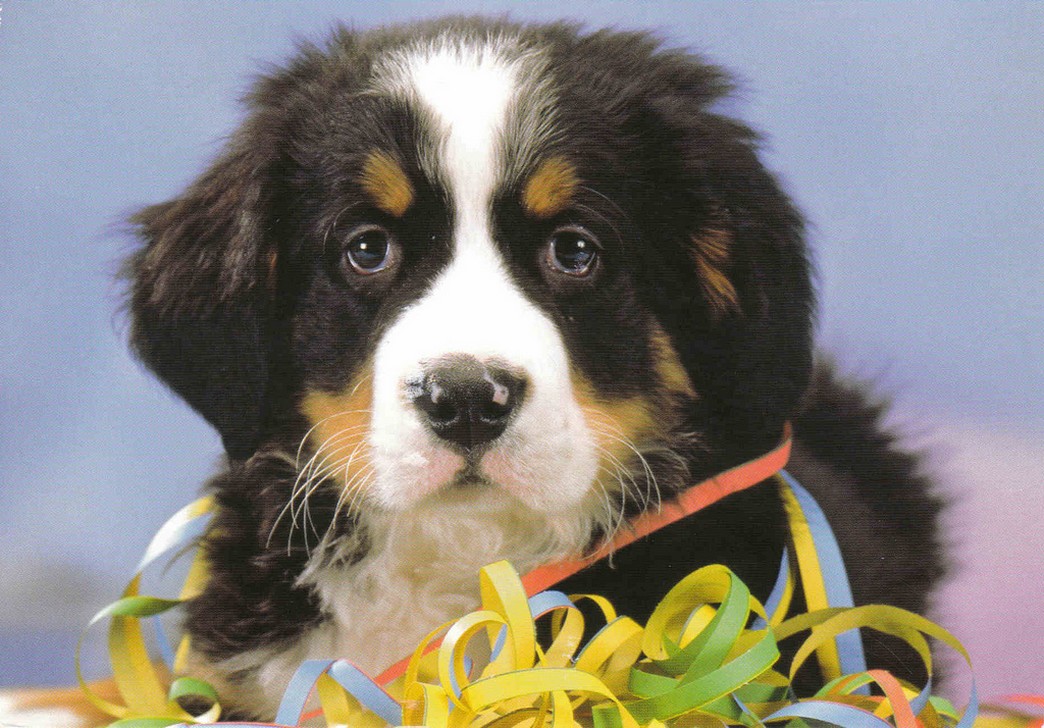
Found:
691,228 -> 739,317
359,151 -> 414,217
522,156 -> 579,219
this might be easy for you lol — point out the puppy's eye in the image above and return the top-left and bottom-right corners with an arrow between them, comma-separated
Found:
547,226 -> 599,277
344,226 -> 396,275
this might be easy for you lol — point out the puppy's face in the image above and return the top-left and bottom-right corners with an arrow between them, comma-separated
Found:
129,22 -> 813,537
291,43 -> 696,519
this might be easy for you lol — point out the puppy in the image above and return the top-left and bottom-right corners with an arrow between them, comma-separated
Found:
125,17 -> 944,720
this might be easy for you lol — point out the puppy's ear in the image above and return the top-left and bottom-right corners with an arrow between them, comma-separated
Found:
640,74 -> 814,452
684,141 -> 814,451
127,134 -> 279,460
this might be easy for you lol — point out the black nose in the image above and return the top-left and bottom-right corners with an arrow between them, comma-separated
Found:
409,356 -> 528,452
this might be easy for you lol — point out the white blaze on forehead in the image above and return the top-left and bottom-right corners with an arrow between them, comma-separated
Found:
373,36 -> 544,360
374,38 -> 523,218
407,43 -> 517,213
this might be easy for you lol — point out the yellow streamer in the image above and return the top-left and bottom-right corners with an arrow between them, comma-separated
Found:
778,476 -> 843,681
77,479 -> 1040,728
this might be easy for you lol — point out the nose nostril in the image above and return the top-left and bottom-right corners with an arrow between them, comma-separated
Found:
412,381 -> 459,425
409,356 -> 529,451
431,399 -> 459,424
479,400 -> 510,424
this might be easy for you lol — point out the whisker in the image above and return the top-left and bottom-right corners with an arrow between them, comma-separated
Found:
306,439 -> 374,556
584,414 -> 662,514
296,419 -> 371,495
294,410 -> 372,469
603,457 -> 636,526
341,464 -> 376,521
592,444 -> 641,508
570,202 -> 623,247
578,184 -> 627,221
271,421 -> 371,554
293,438 -> 365,524
315,464 -> 376,559
592,464 -> 633,545
321,202 -> 369,257
590,472 -> 619,542
268,461 -> 321,552
334,460 -> 374,514
291,374 -> 372,469
305,438 -> 370,520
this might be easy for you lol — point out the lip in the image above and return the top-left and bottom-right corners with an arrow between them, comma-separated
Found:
449,466 -> 497,489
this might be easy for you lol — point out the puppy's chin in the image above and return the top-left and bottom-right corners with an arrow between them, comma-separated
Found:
380,480 -> 536,518
362,479 -> 603,570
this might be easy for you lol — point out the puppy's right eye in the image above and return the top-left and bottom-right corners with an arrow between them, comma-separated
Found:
343,225 -> 398,275
546,226 -> 600,278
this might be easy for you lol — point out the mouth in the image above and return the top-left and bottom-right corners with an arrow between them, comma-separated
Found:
448,464 -> 497,490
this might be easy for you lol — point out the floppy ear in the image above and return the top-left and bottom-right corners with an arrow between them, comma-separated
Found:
127,133 -> 279,460
685,129 -> 814,450
637,76 -> 814,453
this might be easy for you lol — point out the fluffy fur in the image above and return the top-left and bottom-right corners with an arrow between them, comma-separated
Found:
125,17 -> 944,720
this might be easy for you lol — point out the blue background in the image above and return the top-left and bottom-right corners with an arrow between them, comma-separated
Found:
1,1 -> 1040,697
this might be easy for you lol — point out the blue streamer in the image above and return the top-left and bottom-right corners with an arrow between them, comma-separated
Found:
765,698 -> 898,727
273,659 -> 334,726
780,470 -> 868,677
751,549 -> 790,631
328,659 -> 403,725
528,590 -> 574,618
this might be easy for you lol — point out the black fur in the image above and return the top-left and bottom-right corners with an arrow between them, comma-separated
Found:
126,17 -> 944,714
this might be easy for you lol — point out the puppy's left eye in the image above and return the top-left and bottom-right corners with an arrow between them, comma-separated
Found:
344,225 -> 397,275
547,226 -> 600,277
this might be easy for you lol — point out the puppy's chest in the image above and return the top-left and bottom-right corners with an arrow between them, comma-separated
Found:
307,556 -> 485,675
232,500 -> 596,718
233,556 -> 487,721
269,522 -> 551,676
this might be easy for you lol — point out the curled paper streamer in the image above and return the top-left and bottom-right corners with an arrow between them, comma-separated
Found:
76,436 -> 1034,727
140,557 -> 986,728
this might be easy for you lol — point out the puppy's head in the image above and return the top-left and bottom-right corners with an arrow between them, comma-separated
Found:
128,19 -> 811,534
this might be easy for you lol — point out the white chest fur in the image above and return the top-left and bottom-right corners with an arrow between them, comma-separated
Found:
214,490 -> 598,719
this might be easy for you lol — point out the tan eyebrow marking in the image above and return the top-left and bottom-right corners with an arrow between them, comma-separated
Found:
359,150 -> 414,217
522,156 -> 578,218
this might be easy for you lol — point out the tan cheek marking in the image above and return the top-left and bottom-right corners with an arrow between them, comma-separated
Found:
650,326 -> 696,399
299,375 -> 374,496
692,229 -> 739,316
572,372 -> 658,492
522,156 -> 579,218
360,151 -> 414,217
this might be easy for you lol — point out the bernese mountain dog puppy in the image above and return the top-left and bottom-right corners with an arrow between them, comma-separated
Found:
124,17 -> 944,720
